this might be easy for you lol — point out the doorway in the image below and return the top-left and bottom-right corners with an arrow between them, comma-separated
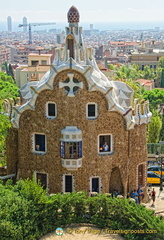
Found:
109,167 -> 123,194
36,172 -> 47,189
65,175 -> 73,193
91,177 -> 100,193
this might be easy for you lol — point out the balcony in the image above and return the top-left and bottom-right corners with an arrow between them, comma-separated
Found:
61,158 -> 82,170
60,126 -> 82,170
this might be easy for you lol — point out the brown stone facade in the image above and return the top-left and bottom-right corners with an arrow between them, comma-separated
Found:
7,69 -> 147,196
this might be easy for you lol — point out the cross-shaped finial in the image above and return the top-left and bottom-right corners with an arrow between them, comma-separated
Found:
59,73 -> 83,97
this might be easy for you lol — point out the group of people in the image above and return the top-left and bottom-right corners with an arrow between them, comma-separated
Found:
111,187 -> 156,207
129,187 -> 156,206
128,188 -> 144,204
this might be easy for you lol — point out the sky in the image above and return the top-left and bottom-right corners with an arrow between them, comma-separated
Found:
0,0 -> 164,23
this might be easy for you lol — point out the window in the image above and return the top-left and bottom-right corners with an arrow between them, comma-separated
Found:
36,172 -> 47,189
31,60 -> 39,66
86,103 -> 97,119
33,133 -> 46,153
46,102 -> 57,119
147,172 -> 159,178
98,134 -> 112,154
141,65 -> 144,70
61,142 -> 82,159
41,60 -> 47,65
68,39 -> 74,58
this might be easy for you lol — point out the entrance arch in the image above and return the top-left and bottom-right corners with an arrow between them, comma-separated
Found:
109,167 -> 123,194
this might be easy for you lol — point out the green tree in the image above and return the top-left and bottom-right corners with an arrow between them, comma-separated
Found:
158,56 -> 164,68
8,63 -> 15,80
142,88 -> 164,111
0,72 -> 18,166
160,69 -> 164,88
147,111 -> 162,143
0,80 -> 18,100
0,71 -> 14,83
141,65 -> 155,80
125,78 -> 143,100
159,117 -> 164,141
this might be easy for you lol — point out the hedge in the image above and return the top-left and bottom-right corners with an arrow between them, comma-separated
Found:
0,180 -> 163,240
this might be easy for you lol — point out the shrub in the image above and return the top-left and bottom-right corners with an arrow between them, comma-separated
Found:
0,180 -> 164,240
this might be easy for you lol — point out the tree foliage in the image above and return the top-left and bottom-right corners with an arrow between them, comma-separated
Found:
147,111 -> 162,143
0,72 -> 18,165
159,117 -> 164,141
0,71 -> 14,83
113,64 -> 155,81
158,56 -> 164,68
1,62 -> 15,81
142,88 -> 164,111
160,69 -> 164,88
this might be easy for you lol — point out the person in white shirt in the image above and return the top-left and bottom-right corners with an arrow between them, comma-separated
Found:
103,142 -> 109,151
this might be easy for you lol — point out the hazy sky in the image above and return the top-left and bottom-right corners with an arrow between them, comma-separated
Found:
1,0 -> 164,23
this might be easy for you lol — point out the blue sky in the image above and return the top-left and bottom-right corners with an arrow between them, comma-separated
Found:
1,0 -> 164,23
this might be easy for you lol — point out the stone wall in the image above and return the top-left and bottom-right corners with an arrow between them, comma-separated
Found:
7,69 -> 148,195
6,128 -> 18,175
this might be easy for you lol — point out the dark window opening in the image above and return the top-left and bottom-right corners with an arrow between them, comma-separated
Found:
61,141 -> 82,159
88,104 -> 96,117
65,175 -> 73,192
36,173 -> 47,189
35,134 -> 45,152
92,178 -> 99,193
99,135 -> 111,152
31,60 -> 39,66
68,39 -> 74,58
48,103 -> 56,117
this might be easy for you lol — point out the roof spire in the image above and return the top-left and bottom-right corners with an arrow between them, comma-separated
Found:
67,6 -> 80,24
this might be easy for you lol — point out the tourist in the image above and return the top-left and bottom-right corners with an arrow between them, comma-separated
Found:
131,189 -> 139,203
103,142 -> 109,151
137,187 -> 144,204
151,188 -> 156,207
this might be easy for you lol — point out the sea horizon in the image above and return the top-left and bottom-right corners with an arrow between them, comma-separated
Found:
0,21 -> 164,32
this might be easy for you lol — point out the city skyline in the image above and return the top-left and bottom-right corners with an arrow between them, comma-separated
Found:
0,0 -> 164,23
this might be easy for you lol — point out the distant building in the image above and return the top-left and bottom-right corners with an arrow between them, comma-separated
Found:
0,45 -> 11,65
23,17 -> 28,32
129,49 -> 164,70
95,45 -> 103,60
16,53 -> 53,87
136,79 -> 155,91
56,33 -> 65,44
90,24 -> 93,34
7,16 -> 12,32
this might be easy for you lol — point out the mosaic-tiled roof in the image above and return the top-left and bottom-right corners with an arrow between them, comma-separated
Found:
67,6 -> 80,23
